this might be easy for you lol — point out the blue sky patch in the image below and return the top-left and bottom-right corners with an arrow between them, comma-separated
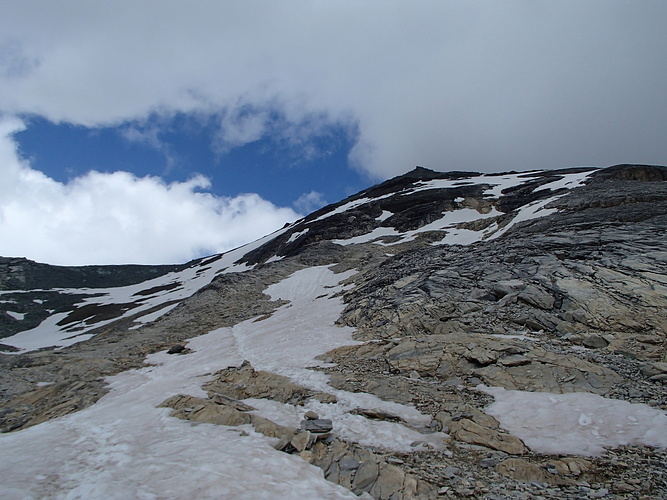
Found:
15,114 -> 368,211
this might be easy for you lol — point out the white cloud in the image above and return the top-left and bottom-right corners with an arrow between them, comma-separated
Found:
293,191 -> 326,214
0,117 -> 299,265
0,2 -> 665,179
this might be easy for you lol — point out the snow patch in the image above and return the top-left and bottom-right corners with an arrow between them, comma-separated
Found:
5,310 -> 25,320
534,169 -> 597,192
332,226 -> 400,246
311,194 -> 395,223
480,386 -> 667,456
409,172 -> 542,199
287,228 -> 309,243
376,210 -> 393,221
486,195 -> 560,241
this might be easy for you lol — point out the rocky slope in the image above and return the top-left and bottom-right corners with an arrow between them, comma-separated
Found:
0,257 -> 188,340
1,164 -> 666,499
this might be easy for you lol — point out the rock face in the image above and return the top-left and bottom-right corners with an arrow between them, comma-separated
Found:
1,164 -> 667,499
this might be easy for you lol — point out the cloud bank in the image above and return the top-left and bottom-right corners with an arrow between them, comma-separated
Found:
1,1 -> 665,179
1,2 -> 666,265
0,117 -> 298,265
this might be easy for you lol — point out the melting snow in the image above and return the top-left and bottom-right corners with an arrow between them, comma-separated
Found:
408,171 -> 542,198
486,195 -> 560,241
332,226 -> 400,246
0,266 -> 443,498
330,170 -> 596,249
480,386 -> 667,456
310,194 -> 395,223
287,228 -> 309,243
5,311 -> 25,320
534,169 -> 597,192
376,210 -> 393,221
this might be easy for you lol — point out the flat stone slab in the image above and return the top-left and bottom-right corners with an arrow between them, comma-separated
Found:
300,418 -> 333,433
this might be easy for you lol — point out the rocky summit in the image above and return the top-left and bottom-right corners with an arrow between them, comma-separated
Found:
1,164 -> 666,499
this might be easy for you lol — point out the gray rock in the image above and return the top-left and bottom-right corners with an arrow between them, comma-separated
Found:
300,418 -> 333,434
167,344 -> 186,354
582,335 -> 609,349
338,456 -> 360,471
518,285 -> 555,310
351,461 -> 379,493
442,466 -> 460,479
498,354 -> 531,367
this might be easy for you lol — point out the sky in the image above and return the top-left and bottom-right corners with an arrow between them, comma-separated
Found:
1,1 -> 666,265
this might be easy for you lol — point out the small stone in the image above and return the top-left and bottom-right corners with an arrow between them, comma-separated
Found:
442,466 -> 460,479
410,440 -> 432,449
272,433 -> 294,451
304,410 -> 319,420
498,354 -> 531,367
479,457 -> 497,468
167,344 -> 186,354
582,335 -> 609,349
613,482 -> 636,493
409,370 -> 421,379
355,408 -> 402,422
588,487 -> 609,498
